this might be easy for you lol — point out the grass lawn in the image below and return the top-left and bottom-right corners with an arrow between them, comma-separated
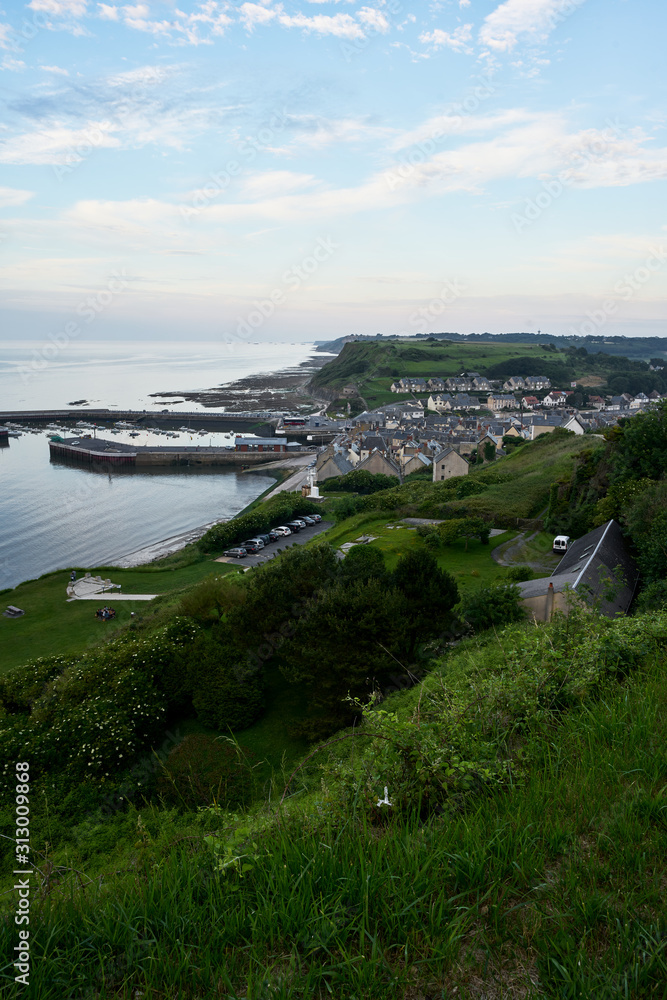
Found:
320,513 -> 517,591
0,557 -> 243,673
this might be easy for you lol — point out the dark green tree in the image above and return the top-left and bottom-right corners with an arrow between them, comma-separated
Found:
391,549 -> 459,658
279,578 -> 407,732
338,544 -> 387,586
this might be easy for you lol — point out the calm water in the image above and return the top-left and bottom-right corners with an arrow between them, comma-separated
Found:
0,341 -> 315,590
0,340 -> 314,411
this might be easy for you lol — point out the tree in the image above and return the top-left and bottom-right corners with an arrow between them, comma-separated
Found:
623,480 -> 667,584
338,544 -> 387,586
484,441 -> 496,463
391,549 -> 459,659
279,578 -> 407,732
609,400 -> 667,481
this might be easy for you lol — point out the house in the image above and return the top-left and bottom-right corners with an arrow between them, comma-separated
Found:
487,394 -> 517,411
518,520 -> 638,621
451,393 -> 481,411
432,447 -> 470,481
525,376 -> 551,391
477,432 -> 501,457
588,396 -> 605,410
357,450 -> 401,479
542,391 -> 568,407
629,392 -> 650,410
427,393 -> 453,412
445,376 -> 472,392
426,377 -> 446,391
402,452 -> 432,476
503,376 -> 526,391
359,434 -> 388,461
521,395 -> 540,409
471,376 -> 491,392
561,414 -> 586,435
317,451 -> 355,481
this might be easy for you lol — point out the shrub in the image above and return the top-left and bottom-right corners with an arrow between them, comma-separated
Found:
505,565 -> 535,582
457,583 -> 525,633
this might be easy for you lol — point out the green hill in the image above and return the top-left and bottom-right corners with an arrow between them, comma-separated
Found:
309,339 -> 666,407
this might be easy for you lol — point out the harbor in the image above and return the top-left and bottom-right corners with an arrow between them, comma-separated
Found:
48,435 -> 316,468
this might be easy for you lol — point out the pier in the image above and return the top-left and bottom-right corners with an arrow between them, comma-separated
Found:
49,436 -> 316,468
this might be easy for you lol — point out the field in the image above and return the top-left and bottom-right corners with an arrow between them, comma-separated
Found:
0,556 -> 243,674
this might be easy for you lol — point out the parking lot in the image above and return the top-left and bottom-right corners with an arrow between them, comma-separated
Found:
215,519 -> 333,568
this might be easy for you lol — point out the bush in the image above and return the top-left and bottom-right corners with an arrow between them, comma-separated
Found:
320,470 -> 399,494
505,565 -> 534,582
457,583 -> 525,632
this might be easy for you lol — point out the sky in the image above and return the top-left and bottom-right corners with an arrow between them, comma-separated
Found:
0,0 -> 666,344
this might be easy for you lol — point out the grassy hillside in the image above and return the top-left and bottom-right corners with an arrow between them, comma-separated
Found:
2,607 -> 667,999
309,339 -> 665,406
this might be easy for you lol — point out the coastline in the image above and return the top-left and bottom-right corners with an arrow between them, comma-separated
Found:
110,461 -> 304,569
149,353 -> 336,412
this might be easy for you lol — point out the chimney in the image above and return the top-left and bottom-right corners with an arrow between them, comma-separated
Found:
546,581 -> 555,621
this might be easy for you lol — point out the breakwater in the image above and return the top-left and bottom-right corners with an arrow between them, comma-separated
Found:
49,437 -> 315,468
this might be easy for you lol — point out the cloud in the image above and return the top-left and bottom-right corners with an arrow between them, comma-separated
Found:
419,23 -> 472,52
2,57 -> 26,71
479,0 -> 586,53
0,186 -> 34,208
237,170 -> 319,199
28,0 -> 88,15
40,64 -> 70,75
102,1 -> 232,44
0,121 -> 121,165
357,6 -> 390,33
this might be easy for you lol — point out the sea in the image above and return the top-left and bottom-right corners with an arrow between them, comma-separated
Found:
0,340 -> 317,591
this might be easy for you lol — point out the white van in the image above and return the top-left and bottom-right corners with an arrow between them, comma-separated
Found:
553,534 -> 570,554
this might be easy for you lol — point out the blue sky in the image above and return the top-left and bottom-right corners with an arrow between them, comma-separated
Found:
1,0 -> 666,343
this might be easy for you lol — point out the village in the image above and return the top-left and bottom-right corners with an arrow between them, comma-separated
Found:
316,369 -> 667,483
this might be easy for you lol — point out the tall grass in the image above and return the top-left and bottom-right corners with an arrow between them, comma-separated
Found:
3,646 -> 666,999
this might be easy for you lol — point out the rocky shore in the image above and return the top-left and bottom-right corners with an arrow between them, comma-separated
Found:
149,354 -> 334,412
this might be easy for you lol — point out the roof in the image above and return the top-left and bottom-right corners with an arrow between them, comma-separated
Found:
518,520 -> 638,617
432,447 -> 469,465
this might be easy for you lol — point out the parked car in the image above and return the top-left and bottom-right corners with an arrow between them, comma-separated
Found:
553,534 -> 570,554
256,534 -> 272,545
286,521 -> 302,532
241,539 -> 263,553
309,513 -> 322,523
290,519 -> 307,529
223,547 -> 247,559
273,526 -> 292,536
300,516 -> 316,526
267,530 -> 280,542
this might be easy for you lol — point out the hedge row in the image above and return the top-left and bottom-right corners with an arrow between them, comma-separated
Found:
198,492 -> 321,553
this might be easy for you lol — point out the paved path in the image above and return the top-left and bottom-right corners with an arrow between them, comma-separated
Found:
261,455 -> 316,501
66,576 -> 157,602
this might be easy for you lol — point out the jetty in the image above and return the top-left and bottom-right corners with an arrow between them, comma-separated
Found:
49,436 -> 316,468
